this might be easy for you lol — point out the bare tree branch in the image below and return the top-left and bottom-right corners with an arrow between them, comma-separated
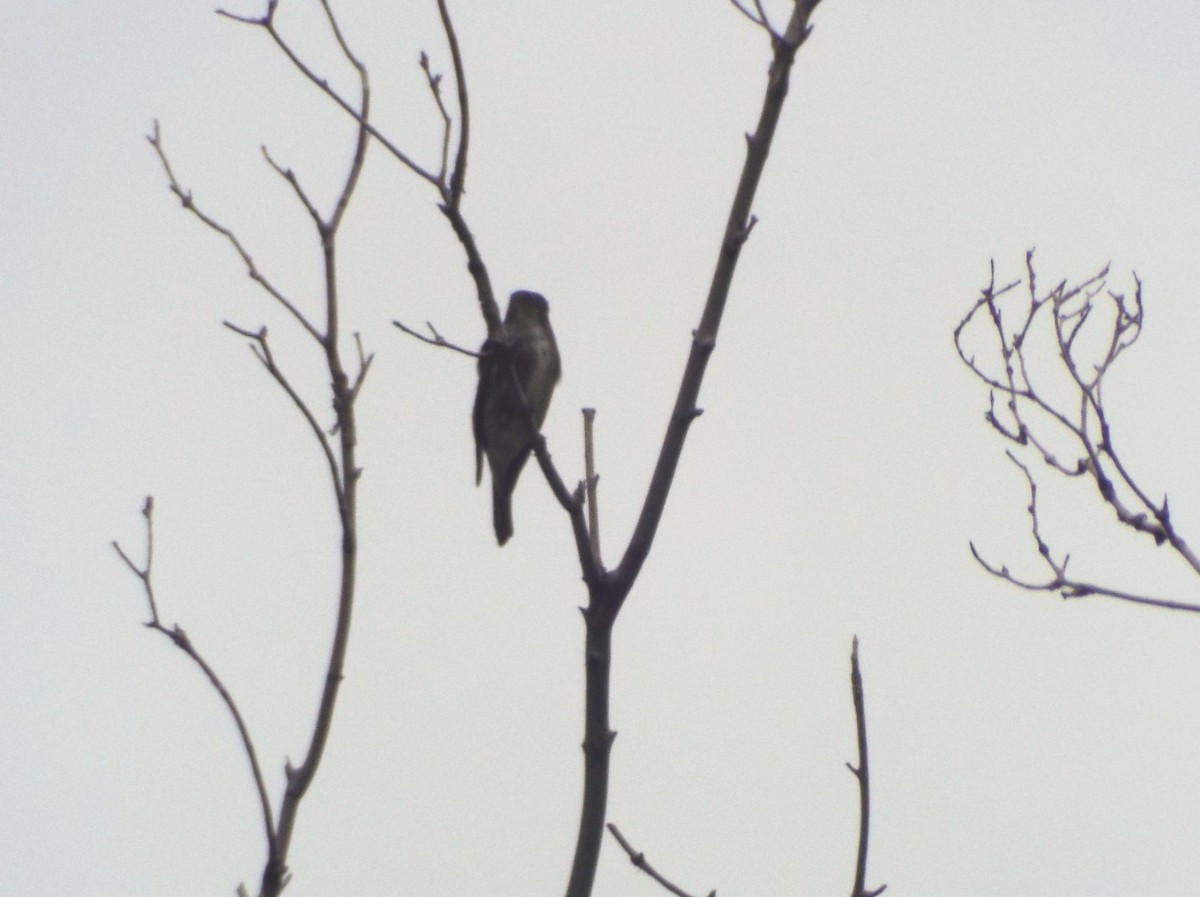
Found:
419,50 -> 454,186
606,824 -> 715,897
113,497 -> 280,884
147,121 -> 323,344
728,0 -> 783,43
611,1 -> 820,597
266,10 -> 373,889
138,4 -> 375,893
583,408 -> 602,563
956,251 -> 1200,613
221,0 -> 501,334
966,454 -> 1200,613
222,322 -> 345,509
392,318 -> 480,358
435,0 -> 470,208
565,7 -> 824,897
846,638 -> 886,897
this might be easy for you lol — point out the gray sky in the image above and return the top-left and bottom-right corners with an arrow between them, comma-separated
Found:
4,1 -> 1200,895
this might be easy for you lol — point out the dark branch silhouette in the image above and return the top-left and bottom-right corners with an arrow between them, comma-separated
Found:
846,638 -> 886,897
114,498 -> 278,872
607,823 -> 715,897
134,2 -> 834,895
129,3 -> 374,892
956,250 -> 1200,613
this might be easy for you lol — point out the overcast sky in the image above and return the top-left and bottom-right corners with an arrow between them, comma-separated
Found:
4,2 -> 1200,895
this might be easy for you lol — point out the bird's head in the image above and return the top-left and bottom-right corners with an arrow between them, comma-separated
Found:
506,290 -> 550,324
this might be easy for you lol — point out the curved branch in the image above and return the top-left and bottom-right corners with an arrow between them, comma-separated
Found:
435,0 -> 470,207
113,498 -> 279,870
957,252 -> 1200,611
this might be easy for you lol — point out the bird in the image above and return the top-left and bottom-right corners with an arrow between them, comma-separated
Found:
473,290 -> 561,545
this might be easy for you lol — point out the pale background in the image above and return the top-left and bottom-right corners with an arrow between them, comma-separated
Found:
4,2 -> 1200,895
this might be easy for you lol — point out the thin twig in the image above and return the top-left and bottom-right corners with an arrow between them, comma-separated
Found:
583,408 -> 602,564
392,318 -> 479,357
219,3 -> 441,188
728,0 -> 782,42
222,322 -> 345,510
419,50 -> 454,185
348,332 -> 375,403
966,456 -> 1200,613
435,0 -> 470,207
606,824 -> 715,897
846,638 -> 886,897
261,144 -> 323,227
147,121 -> 323,345
113,497 -> 278,868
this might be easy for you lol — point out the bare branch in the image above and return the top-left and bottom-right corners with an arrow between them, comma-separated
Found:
112,497 -> 278,870
221,3 -> 441,188
957,252 -> 1200,611
147,121 -> 323,344
261,144 -> 323,227
269,13 -> 373,878
530,435 -> 600,587
606,824 -> 715,897
143,8 -> 375,893
729,0 -> 781,42
966,454 -> 1200,614
348,332 -> 375,403
434,0 -> 470,207
583,408 -> 602,564
567,8 -> 824,897
392,318 -> 479,358
222,322 -> 345,509
419,50 -> 454,185
846,638 -> 887,897
613,0 -> 822,596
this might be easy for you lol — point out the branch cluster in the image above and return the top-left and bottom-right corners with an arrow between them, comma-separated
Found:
127,4 -> 377,893
122,4 -> 881,897
955,250 -> 1200,613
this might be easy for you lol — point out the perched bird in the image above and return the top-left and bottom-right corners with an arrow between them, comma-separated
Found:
473,290 -> 561,545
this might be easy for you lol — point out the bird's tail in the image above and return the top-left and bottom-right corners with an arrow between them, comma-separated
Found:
492,479 -> 514,546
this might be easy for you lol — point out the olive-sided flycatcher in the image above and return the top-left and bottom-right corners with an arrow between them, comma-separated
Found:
473,290 -> 561,545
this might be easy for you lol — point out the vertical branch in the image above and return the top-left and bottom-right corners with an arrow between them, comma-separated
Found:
435,0 -> 470,208
582,408 -> 602,562
847,638 -> 886,897
564,7 -> 825,896
565,612 -> 615,897
142,5 -> 376,894
267,9 -> 372,894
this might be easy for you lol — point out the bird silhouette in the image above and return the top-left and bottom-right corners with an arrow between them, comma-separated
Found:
473,290 -> 561,545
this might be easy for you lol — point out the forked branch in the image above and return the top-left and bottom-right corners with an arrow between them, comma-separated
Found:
956,251 -> 1200,613
134,4 -> 375,892
113,498 -> 279,878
